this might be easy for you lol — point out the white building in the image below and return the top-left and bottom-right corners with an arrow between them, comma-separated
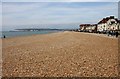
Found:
80,16 -> 120,33
97,16 -> 120,33
107,18 -> 120,31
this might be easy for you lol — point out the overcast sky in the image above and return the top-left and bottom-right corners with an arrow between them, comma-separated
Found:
1,1 -> 119,31
2,0 -> 120,2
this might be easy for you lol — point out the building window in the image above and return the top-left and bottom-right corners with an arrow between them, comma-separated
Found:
111,21 -> 115,24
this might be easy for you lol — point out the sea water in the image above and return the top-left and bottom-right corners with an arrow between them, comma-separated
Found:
1,30 -> 61,38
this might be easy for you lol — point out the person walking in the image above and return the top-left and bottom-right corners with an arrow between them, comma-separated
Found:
115,31 -> 118,38
3,35 -> 6,38
107,31 -> 110,36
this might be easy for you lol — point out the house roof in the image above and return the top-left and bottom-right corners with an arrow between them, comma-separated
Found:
80,24 -> 91,26
118,20 -> 120,23
80,24 -> 97,27
115,19 -> 120,23
98,16 -> 115,24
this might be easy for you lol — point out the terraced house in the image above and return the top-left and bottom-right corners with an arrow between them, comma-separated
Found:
79,24 -> 90,32
79,24 -> 97,33
79,16 -> 120,33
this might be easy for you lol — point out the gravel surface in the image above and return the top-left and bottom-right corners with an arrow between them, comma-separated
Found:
2,31 -> 119,77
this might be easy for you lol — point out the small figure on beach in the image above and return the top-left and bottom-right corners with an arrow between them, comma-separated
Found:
111,31 -> 114,36
3,35 -> 6,38
107,31 -> 110,36
108,31 -> 113,36
115,31 -> 118,38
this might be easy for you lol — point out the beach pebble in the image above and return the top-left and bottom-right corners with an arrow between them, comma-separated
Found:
2,32 -> 118,77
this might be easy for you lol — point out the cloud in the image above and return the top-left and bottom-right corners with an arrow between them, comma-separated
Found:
0,2 -> 2,31
2,3 -> 50,14
2,2 -> 118,31
2,0 -> 120,2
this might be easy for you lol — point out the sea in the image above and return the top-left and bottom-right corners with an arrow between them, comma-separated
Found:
1,30 -> 62,38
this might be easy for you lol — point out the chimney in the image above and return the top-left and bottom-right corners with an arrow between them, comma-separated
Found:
110,16 -> 114,19
106,17 -> 109,20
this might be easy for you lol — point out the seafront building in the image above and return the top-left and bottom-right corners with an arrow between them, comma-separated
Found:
79,24 -> 97,33
97,16 -> 120,33
79,16 -> 120,33
85,24 -> 97,33
79,24 -> 90,32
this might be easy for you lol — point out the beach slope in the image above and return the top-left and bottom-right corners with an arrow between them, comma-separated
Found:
2,31 -> 118,77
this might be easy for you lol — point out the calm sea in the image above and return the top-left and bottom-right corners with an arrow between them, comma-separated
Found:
1,30 -> 61,38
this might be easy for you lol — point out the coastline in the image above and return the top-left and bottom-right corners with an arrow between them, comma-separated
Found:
1,31 -> 118,39
2,31 -> 118,77
1,30 -> 63,38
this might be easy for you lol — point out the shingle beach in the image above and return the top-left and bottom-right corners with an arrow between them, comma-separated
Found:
2,31 -> 119,77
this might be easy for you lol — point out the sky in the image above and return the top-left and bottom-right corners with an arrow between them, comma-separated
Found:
1,1 -> 119,31
1,0 -> 120,2
118,2 -> 120,19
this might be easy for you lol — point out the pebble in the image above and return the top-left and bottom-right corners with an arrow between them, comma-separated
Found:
2,32 -> 118,77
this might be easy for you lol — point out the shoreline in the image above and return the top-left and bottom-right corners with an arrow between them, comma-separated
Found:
1,31 -> 119,39
1,31 -> 64,39
0,31 -> 63,39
